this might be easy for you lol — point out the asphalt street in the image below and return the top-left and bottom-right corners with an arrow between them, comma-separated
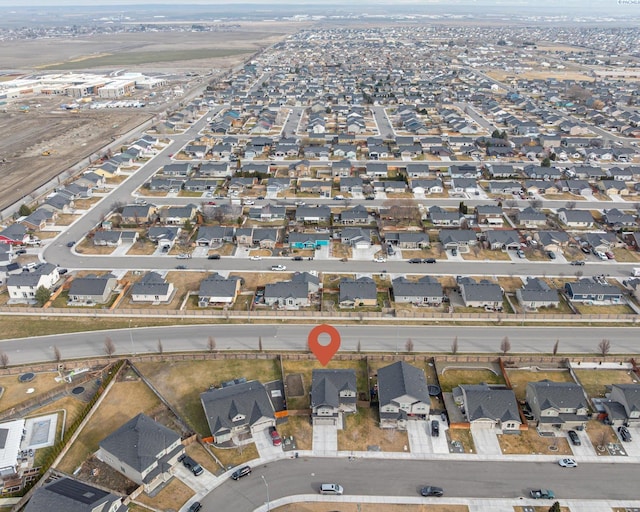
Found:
202,457 -> 640,511
1,324 -> 638,365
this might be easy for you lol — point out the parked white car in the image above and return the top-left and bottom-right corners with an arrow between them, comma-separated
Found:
271,265 -> 287,271
250,256 -> 262,261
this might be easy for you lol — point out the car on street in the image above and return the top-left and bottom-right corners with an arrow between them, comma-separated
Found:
530,489 -> 555,499
188,502 -> 202,512
243,199 -> 255,205
292,256 -> 303,261
66,241 -> 75,247
271,265 -> 287,271
175,265 -> 186,269
176,253 -> 191,259
373,257 -> 386,263
570,260 -> 585,266
15,248 -> 27,255
558,457 -> 577,468
294,201 -> 306,206
420,486 -> 444,497
409,258 -> 422,264
425,258 -> 437,264
269,426 -> 282,446
208,254 -> 221,260
567,430 -> 581,446
618,425 -> 632,442
320,483 -> 343,495
250,255 -> 262,261
231,465 -> 252,480
58,268 -> 68,275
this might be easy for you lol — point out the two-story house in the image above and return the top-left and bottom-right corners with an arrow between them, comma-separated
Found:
526,380 -> 589,432
377,361 -> 430,430
311,369 -> 357,427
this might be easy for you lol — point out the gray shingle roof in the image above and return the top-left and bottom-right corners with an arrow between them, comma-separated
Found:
392,276 -> 442,299
460,384 -> 520,423
377,361 -> 429,409
527,381 -> 588,411
311,369 -> 357,409
339,277 -> 377,302
99,413 -> 180,473
200,380 -> 274,437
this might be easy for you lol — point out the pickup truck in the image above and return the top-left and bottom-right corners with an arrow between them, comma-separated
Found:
530,489 -> 555,499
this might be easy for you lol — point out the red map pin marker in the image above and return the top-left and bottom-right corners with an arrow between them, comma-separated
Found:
308,324 -> 341,366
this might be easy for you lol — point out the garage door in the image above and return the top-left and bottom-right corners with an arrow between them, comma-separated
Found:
313,417 -> 337,426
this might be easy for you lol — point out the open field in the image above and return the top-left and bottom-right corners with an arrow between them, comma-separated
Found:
0,23 -> 299,212
136,358 -> 282,435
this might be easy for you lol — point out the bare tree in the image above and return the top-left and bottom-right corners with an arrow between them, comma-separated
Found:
529,198 -> 543,209
53,345 -> 62,363
207,336 -> 216,353
104,337 -> 116,358
356,339 -> 362,353
157,339 -> 164,354
552,339 -> 559,356
451,336 -> 459,355
258,336 -> 263,352
597,338 -> 611,357
500,336 -> 511,356
597,430 -> 610,449
405,338 -> 414,353
0,352 -> 8,369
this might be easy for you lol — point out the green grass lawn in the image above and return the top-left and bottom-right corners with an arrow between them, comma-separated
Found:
437,368 -> 505,393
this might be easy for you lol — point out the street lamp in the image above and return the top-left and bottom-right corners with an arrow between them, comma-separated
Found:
261,475 -> 270,511
129,319 -> 135,356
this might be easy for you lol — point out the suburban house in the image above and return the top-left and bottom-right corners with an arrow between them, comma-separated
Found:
93,230 -> 139,247
392,276 -> 443,306
458,277 -> 503,309
429,206 -> 463,227
24,477 -> 127,512
339,277 -> 377,308
377,361 -> 430,429
311,369 -> 357,426
338,205 -> 369,224
0,223 -> 29,245
148,226 -> 181,249
454,384 -> 521,431
198,273 -> 242,307
475,205 -> 504,226
7,264 -> 59,304
288,232 -> 330,249
120,205 -> 158,225
97,413 -> 184,494
68,274 -> 119,305
516,278 -> 560,310
264,272 -> 320,309
130,272 -> 174,303
160,204 -> 198,225
517,207 -> 547,228
200,380 -> 275,445
248,205 -> 286,221
526,380 -> 589,431
439,229 -> 478,249
602,384 -> 640,426
21,209 -> 57,231
196,226 -> 235,246
558,209 -> 594,228
386,232 -> 431,249
295,205 -> 331,223
535,230 -> 570,252
484,230 -> 521,251
564,278 -> 623,303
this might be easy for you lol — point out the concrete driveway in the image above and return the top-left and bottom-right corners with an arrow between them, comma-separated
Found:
173,462 -> 217,494
616,425 -> 640,456
470,427 -> 502,455
254,428 -> 283,459
569,429 -> 596,456
312,424 -> 338,455
407,419 -> 450,455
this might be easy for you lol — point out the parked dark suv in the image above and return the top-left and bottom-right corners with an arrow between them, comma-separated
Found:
567,430 -> 581,446
181,455 -> 204,476
618,425 -> 632,442
231,465 -> 252,480
431,420 -> 439,437
188,502 -> 202,512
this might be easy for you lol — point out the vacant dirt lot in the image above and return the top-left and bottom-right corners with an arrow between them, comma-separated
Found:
0,23 -> 299,212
